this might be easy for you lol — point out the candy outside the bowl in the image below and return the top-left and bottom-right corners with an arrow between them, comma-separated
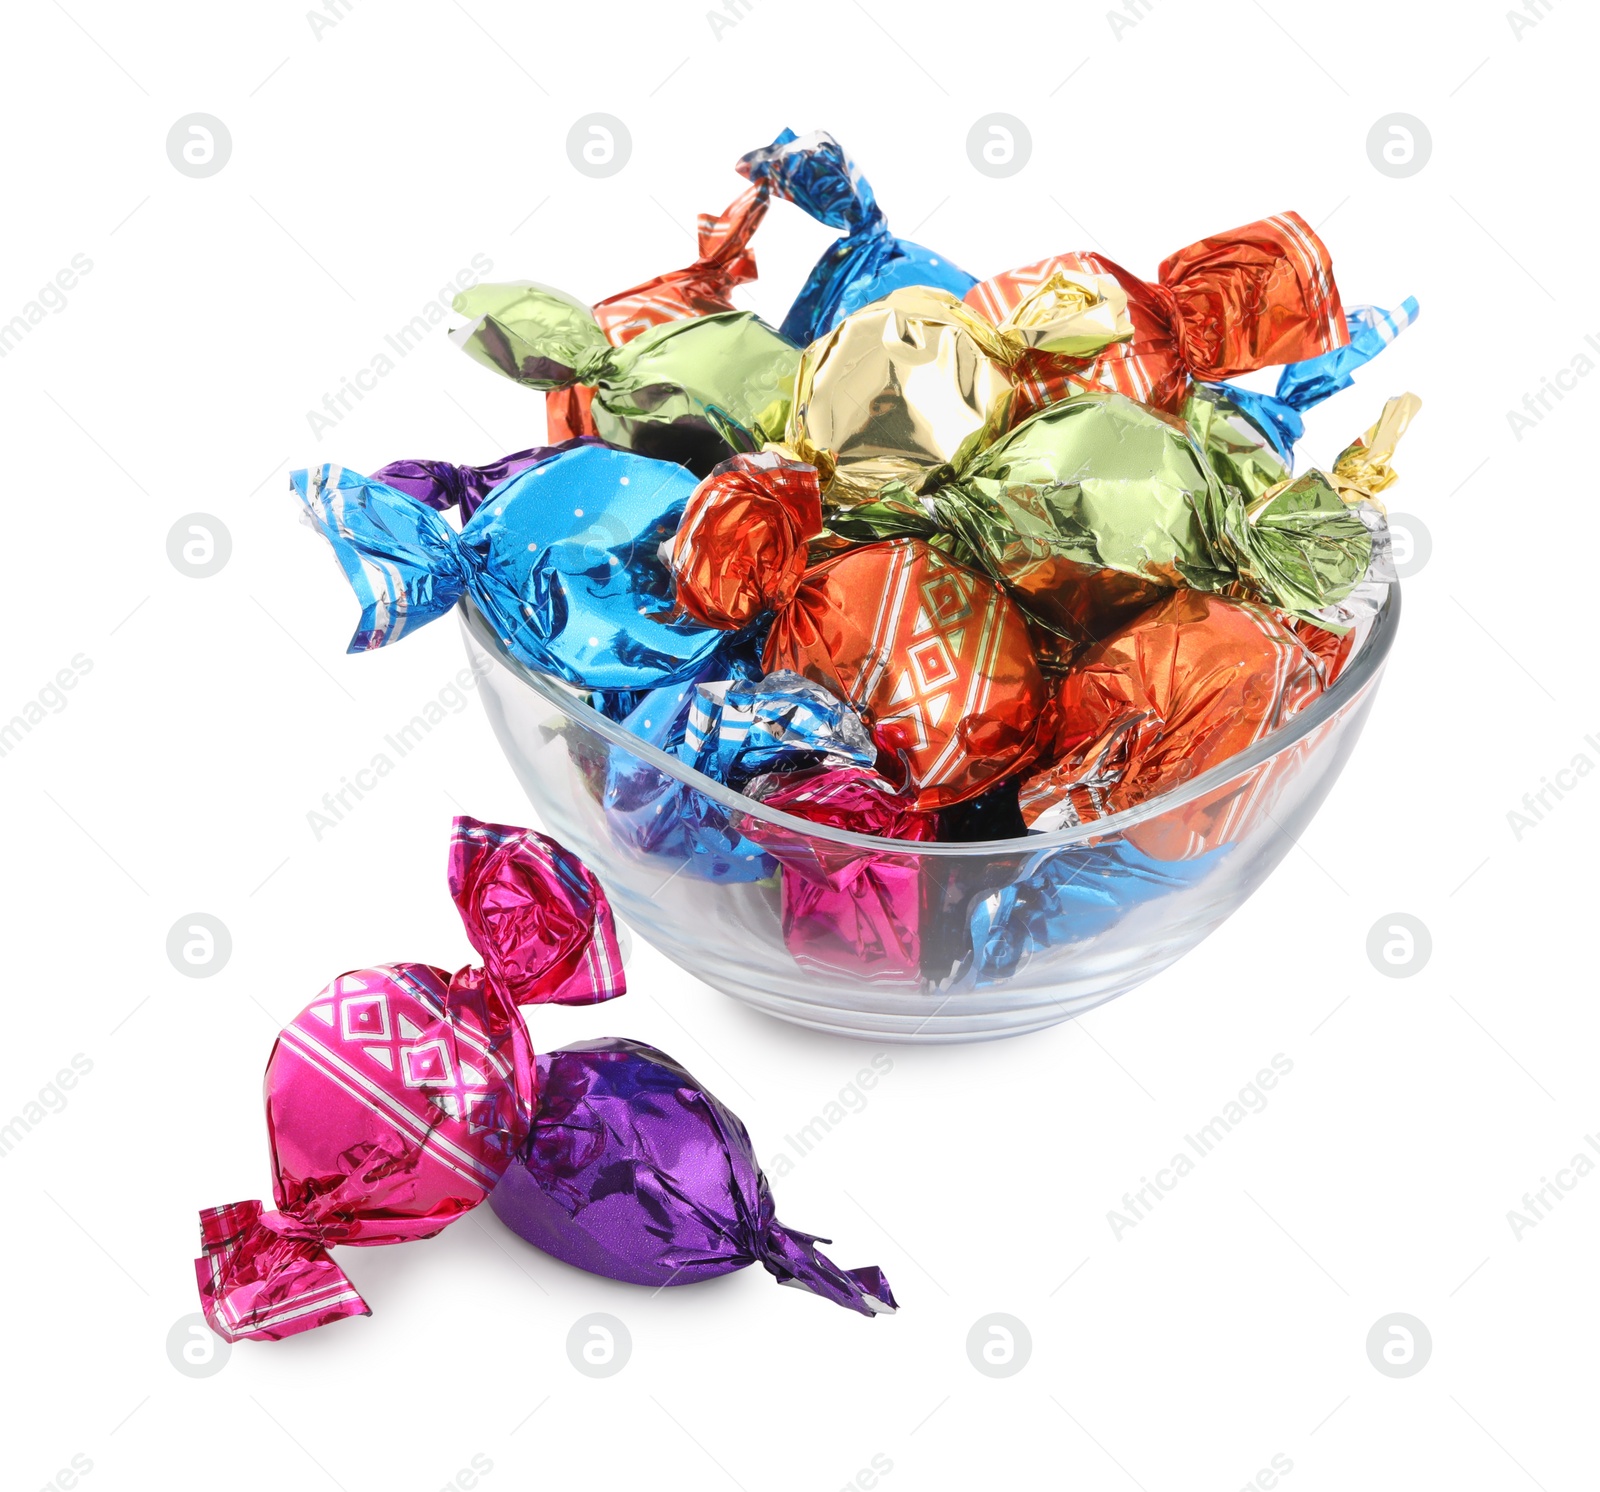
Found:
491,1037 -> 895,1315
737,126 -> 977,345
194,818 -> 892,1342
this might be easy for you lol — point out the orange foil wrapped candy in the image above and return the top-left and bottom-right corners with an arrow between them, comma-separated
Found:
546,184 -> 771,442
669,456 -> 1049,810
965,211 -> 1347,418
1019,590 -> 1327,859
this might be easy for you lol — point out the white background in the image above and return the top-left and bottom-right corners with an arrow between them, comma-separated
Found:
4,1 -> 1596,1488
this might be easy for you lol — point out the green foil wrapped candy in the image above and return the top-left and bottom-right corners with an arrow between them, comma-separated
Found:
930,391 -> 1374,647
1181,382 -> 1291,505
450,281 -> 799,475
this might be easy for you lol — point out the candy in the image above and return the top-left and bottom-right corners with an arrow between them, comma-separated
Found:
672,457 -> 1050,810
965,839 -> 1225,984
490,1037 -> 895,1313
545,183 -> 773,443
965,211 -> 1348,416
738,127 -> 976,345
780,282 -> 1131,509
1017,591 -> 1328,855
450,281 -> 799,475
741,766 -> 938,984
294,443 -> 738,692
601,669 -> 876,882
929,390 -> 1380,648
195,818 -> 625,1342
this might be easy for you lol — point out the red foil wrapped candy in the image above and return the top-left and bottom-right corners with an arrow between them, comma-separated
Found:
965,211 -> 1347,418
1019,591 -> 1328,860
670,454 -> 1051,811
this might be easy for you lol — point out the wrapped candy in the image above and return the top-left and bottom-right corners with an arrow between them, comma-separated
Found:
738,127 -> 977,345
965,839 -> 1225,985
965,211 -> 1348,416
779,282 -> 1132,509
740,766 -> 938,985
195,818 -> 625,1342
669,455 -> 1052,811
294,442 -> 739,692
1017,591 -> 1329,856
546,183 -> 773,443
450,281 -> 799,475
928,390 -> 1384,648
601,670 -> 876,882
490,1038 -> 895,1314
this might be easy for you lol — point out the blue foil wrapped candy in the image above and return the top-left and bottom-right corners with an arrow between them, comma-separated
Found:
737,128 -> 977,346
293,442 -> 738,692
601,670 -> 877,883
963,840 -> 1226,988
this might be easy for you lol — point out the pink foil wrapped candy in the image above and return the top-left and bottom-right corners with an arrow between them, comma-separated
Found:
194,817 -> 624,1343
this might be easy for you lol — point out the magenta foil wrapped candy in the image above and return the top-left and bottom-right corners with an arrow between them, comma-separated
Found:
489,1037 -> 896,1315
195,817 -> 624,1343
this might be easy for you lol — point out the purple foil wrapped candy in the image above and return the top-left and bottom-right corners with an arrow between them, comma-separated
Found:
490,1038 -> 896,1315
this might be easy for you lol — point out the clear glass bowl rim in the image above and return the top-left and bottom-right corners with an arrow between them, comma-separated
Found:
461,583 -> 1399,859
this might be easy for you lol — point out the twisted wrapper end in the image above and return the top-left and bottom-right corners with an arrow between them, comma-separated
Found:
760,1219 -> 898,1316
195,1201 -> 369,1344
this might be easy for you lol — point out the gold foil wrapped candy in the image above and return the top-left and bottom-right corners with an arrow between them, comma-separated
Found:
779,276 -> 1132,510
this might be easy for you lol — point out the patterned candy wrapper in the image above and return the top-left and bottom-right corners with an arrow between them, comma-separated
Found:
194,818 -> 626,1343
1018,591 -> 1331,861
491,1038 -> 895,1314
737,127 -> 977,345
740,767 -> 938,986
450,281 -> 798,475
670,454 -> 1052,810
546,183 -> 773,443
294,443 -> 741,692
965,211 -> 1348,417
601,670 -> 875,883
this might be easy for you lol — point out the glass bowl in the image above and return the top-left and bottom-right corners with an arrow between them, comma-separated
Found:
461,588 -> 1398,1043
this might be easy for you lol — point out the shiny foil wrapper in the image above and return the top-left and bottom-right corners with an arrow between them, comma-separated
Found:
764,538 -> 1050,811
966,840 -> 1224,985
546,184 -> 773,443
742,767 -> 938,985
965,211 -> 1348,416
782,281 -> 1131,509
601,668 -> 875,883
738,127 -> 976,345
667,456 -> 1051,809
451,280 -> 799,475
295,444 -> 738,693
1018,592 -> 1328,859
1193,298 -> 1420,473
933,391 -> 1375,648
490,1038 -> 894,1314
195,818 -> 625,1343
371,442 -> 576,523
